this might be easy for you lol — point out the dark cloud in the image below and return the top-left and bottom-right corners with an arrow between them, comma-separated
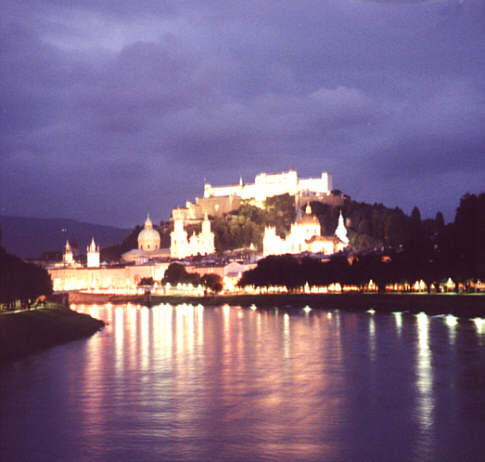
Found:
1,0 -> 483,227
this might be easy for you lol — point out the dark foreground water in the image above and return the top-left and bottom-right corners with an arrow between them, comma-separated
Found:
1,304 -> 484,462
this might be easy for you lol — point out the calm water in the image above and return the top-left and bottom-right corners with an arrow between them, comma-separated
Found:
1,304 -> 484,462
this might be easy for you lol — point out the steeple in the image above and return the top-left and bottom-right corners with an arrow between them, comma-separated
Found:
144,213 -> 153,229
335,210 -> 349,244
88,237 -> 97,252
63,240 -> 74,266
305,203 -> 312,215
87,237 -> 100,268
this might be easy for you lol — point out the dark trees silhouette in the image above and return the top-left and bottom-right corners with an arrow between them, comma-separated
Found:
0,247 -> 53,308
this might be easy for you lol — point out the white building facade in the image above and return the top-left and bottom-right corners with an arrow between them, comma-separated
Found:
170,213 -> 215,259
86,237 -> 100,268
263,205 -> 348,257
204,170 -> 333,203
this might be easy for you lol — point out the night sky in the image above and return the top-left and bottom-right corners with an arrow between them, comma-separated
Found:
1,0 -> 484,228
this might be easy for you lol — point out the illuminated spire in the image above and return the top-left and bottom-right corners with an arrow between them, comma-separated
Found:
88,237 -> 97,252
335,210 -> 349,244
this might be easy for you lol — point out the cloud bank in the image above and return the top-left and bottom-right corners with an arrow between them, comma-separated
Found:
1,0 -> 484,226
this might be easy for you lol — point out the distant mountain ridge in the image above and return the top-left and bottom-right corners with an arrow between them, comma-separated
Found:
0,216 -> 130,259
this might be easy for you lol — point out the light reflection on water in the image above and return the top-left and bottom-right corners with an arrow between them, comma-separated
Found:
1,304 -> 485,462
415,312 -> 434,460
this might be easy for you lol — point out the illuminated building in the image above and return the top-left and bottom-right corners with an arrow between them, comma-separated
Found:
49,263 -> 169,292
173,169 -> 339,222
204,170 -> 332,202
86,237 -> 100,268
263,204 -> 349,257
122,214 -> 170,264
170,213 -> 215,259
63,240 -> 74,266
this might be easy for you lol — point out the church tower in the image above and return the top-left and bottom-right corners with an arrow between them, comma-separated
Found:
87,237 -> 100,268
170,217 -> 189,259
199,213 -> 215,255
63,240 -> 74,266
335,210 -> 349,244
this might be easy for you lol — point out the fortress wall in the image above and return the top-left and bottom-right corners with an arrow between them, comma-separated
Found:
204,184 -> 241,198
177,170 -> 336,221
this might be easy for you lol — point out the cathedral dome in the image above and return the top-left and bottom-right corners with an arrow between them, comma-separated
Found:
138,214 -> 161,251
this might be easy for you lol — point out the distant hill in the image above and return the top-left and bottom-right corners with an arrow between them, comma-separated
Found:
0,216 -> 130,259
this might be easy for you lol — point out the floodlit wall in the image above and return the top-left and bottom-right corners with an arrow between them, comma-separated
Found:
49,264 -> 169,292
204,170 -> 332,201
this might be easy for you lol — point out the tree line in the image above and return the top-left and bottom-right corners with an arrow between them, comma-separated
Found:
0,247 -> 53,310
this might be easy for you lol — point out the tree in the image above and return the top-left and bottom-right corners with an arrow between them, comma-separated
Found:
239,255 -> 305,291
162,263 -> 201,286
411,206 -> 421,224
201,274 -> 223,293
435,211 -> 445,230
138,277 -> 154,287
0,247 -> 53,309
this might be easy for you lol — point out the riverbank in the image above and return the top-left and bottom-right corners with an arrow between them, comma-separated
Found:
71,292 -> 485,317
0,306 -> 105,363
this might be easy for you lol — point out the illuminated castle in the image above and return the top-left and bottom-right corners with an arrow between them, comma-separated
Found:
204,170 -> 332,202
263,205 -> 348,257
173,169 -> 337,223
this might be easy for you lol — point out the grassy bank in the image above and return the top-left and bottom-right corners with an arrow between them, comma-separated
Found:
0,306 -> 104,363
102,292 -> 485,318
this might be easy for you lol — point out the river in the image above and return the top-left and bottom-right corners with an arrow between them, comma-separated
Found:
1,303 -> 484,462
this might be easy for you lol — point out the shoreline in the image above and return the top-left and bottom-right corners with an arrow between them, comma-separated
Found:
68,292 -> 485,318
0,306 -> 105,363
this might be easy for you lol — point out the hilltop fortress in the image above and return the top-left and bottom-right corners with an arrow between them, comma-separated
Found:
173,170 -> 342,223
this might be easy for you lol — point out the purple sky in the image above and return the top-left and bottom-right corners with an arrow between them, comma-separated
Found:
1,0 -> 484,228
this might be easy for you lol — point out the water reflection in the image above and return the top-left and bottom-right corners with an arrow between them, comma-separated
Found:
114,306 -> 124,375
472,317 -> 484,334
415,312 -> 434,459
283,312 -> 290,359
445,314 -> 458,345
12,303 -> 478,462
393,311 -> 403,335
369,314 -> 376,362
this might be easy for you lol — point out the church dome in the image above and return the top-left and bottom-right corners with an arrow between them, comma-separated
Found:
138,214 -> 161,251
